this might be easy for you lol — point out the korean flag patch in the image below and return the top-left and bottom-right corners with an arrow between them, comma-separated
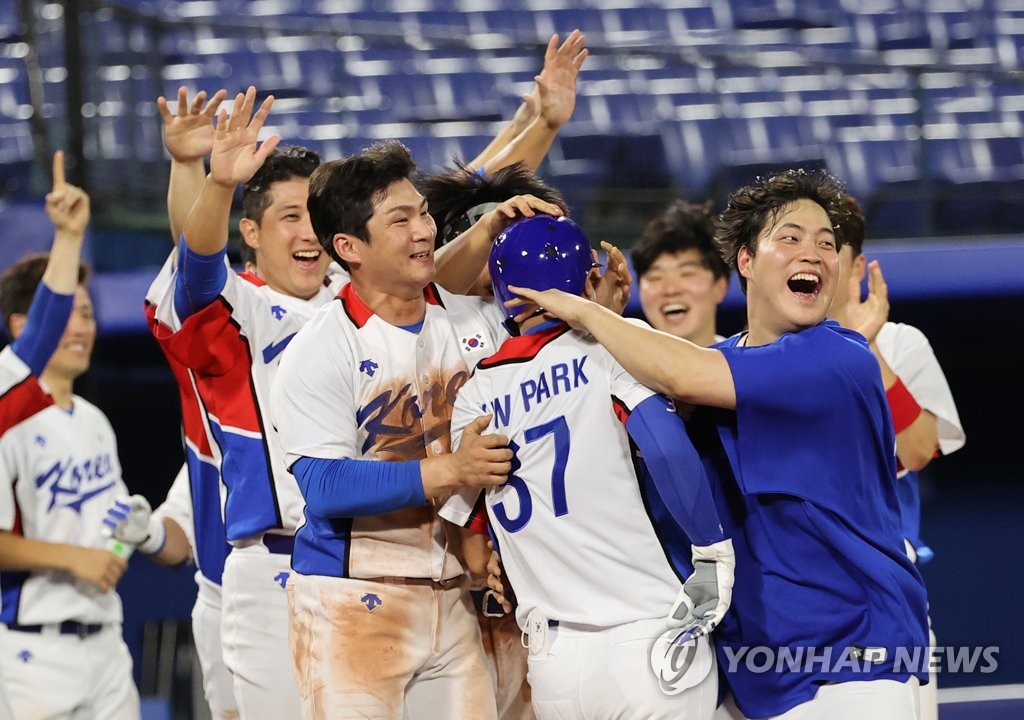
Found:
462,333 -> 486,352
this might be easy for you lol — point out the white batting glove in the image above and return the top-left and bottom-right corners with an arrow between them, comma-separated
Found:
667,538 -> 735,640
102,495 -> 166,555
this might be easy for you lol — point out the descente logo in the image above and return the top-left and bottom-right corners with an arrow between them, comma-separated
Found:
718,646 -> 1000,675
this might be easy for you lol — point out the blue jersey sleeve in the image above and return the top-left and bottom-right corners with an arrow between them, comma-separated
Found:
174,240 -> 229,320
11,283 -> 74,376
291,456 -> 427,518
625,395 -> 725,547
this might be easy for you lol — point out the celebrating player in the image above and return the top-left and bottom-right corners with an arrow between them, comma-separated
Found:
270,139 -> 564,719
440,214 -> 734,720
0,164 -> 142,719
829,193 -> 965,720
633,199 -> 730,345
509,169 -> 930,719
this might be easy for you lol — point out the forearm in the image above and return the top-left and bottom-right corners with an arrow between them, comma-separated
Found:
168,158 -> 207,245
478,115 -> 558,175
579,303 -> 735,407
434,221 -> 495,294
293,456 -> 426,518
40,229 -> 85,296
149,518 -> 192,566
181,175 -> 236,256
174,243 -> 228,320
875,346 -> 939,470
11,284 -> 73,376
0,531 -> 73,573
626,397 -> 725,546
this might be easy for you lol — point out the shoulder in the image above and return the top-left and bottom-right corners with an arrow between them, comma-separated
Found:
877,321 -> 929,352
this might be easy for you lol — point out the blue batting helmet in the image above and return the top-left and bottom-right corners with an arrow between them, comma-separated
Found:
489,215 -> 593,323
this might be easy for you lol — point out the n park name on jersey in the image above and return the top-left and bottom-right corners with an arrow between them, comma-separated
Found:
486,356 -> 589,429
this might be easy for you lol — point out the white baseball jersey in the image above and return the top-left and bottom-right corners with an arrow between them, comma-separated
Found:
152,463 -> 195,555
876,321 -> 965,465
0,348 -> 52,439
441,323 -> 685,630
148,255 -> 336,544
0,397 -> 127,625
272,282 -> 502,580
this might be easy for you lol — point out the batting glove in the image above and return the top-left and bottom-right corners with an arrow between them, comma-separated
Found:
667,538 -> 735,640
103,495 -> 166,556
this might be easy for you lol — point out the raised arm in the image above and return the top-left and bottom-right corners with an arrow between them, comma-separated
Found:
11,152 -> 89,376
158,86 -> 226,244
508,286 -> 736,408
434,194 -> 564,294
473,30 -> 588,175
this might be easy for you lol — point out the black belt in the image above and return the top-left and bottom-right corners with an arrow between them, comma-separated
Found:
262,534 -> 295,555
6,621 -> 105,638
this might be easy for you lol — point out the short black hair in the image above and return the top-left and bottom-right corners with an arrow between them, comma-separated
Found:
419,162 -> 568,247
307,140 -> 418,270
242,145 -> 321,223
715,168 -> 848,293
0,253 -> 90,333
837,193 -> 866,258
633,199 -> 729,281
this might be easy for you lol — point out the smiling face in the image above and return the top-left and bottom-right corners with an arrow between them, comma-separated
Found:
46,284 -> 95,381
638,248 -> 728,346
738,198 -> 838,343
338,178 -> 437,298
241,177 -> 330,300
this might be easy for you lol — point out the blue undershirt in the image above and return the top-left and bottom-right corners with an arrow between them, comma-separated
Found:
291,456 -> 427,519
174,241 -> 228,321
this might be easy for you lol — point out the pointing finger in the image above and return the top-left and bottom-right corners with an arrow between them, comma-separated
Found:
52,151 -> 65,189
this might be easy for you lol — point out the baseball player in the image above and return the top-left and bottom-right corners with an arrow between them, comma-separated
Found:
0,152 -> 86,439
511,170 -> 930,719
633,199 -> 730,346
0,152 -> 89,720
830,194 -> 965,720
439,215 -> 735,720
0,180 -> 141,718
270,140 -> 564,719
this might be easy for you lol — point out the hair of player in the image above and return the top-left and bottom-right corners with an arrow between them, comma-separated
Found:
242,145 -> 321,223
715,168 -> 849,294
837,193 -> 866,259
308,139 -> 418,271
418,161 -> 569,247
0,252 -> 91,333
632,199 -> 730,282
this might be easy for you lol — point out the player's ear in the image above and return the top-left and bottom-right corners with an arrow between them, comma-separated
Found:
853,252 -> 868,283
712,275 -> 729,304
737,244 -> 753,282
239,218 -> 259,249
333,233 -> 362,267
7,313 -> 27,340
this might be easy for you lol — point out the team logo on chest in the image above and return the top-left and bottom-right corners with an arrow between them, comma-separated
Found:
359,359 -> 379,377
35,454 -> 116,514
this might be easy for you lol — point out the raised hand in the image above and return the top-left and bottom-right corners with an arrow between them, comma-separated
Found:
844,259 -> 889,343
45,151 -> 90,238
479,194 -> 564,240
157,86 -> 227,163
590,241 -> 632,314
536,29 -> 588,130
208,86 -> 280,188
506,283 -> 593,331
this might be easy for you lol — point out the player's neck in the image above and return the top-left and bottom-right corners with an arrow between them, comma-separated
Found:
39,369 -> 74,409
351,279 -> 426,327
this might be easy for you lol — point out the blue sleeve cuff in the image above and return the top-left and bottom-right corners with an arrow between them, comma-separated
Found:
174,240 -> 228,320
11,283 -> 74,376
626,396 -> 725,547
292,456 -> 426,518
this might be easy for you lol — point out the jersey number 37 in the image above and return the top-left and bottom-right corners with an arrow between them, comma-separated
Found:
491,415 -> 570,533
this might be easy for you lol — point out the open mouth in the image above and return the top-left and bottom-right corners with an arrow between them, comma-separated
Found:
787,272 -> 821,297
661,303 -> 690,320
410,250 -> 431,262
292,249 -> 321,269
